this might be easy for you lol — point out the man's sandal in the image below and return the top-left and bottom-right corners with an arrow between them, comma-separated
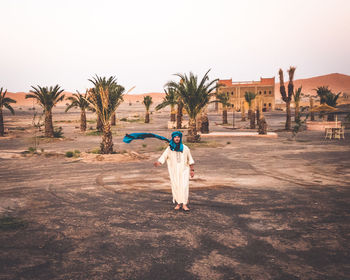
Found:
174,204 -> 181,210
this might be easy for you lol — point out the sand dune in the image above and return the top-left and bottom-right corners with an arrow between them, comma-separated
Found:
5,73 -> 350,106
123,92 -> 165,103
6,91 -> 165,107
276,73 -> 350,98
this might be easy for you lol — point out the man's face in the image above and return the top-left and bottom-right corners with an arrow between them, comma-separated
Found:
173,136 -> 181,144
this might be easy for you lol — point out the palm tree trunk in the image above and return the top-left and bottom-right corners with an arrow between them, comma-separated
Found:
101,122 -> 113,154
176,102 -> 183,129
170,106 -> 176,122
200,111 -> 209,134
258,117 -> 267,134
187,118 -> 200,143
111,112 -> 116,126
295,103 -> 300,122
97,115 -> 103,132
222,109 -> 228,124
241,103 -> 246,121
45,110 -> 54,137
232,110 -> 235,129
80,109 -> 86,132
196,113 -> 202,132
0,109 -> 4,136
310,97 -> 315,121
285,101 -> 291,130
250,110 -> 256,129
145,111 -> 150,123
256,109 -> 260,125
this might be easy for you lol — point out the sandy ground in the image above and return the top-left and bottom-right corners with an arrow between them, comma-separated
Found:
0,103 -> 350,280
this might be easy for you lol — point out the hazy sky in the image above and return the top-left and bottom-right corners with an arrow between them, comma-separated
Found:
1,0 -> 350,93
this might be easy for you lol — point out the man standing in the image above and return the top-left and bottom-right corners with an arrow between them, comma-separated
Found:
154,131 -> 194,211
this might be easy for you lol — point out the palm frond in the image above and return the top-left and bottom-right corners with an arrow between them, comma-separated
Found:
293,86 -> 303,103
87,76 -> 125,125
4,103 -> 15,115
244,92 -> 256,106
166,70 -> 220,120
26,85 -> 64,110
142,96 -> 153,111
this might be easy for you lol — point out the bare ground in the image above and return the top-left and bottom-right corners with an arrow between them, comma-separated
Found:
0,104 -> 350,279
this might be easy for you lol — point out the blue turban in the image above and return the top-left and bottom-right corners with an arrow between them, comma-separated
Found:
123,131 -> 183,152
169,131 -> 183,152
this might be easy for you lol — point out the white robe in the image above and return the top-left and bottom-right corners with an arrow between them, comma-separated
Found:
158,144 -> 195,204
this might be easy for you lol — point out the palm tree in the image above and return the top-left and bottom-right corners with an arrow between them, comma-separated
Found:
216,92 -> 230,124
293,86 -> 303,122
315,86 -> 331,104
279,67 -> 296,130
155,87 -> 178,122
26,85 -> 65,137
65,91 -> 91,132
245,92 -> 256,128
166,70 -> 219,142
88,75 -> 125,154
315,86 -> 341,121
143,96 -> 153,123
0,88 -> 16,136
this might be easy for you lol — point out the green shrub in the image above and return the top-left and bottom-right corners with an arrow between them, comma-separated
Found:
86,130 -> 103,136
120,117 -> 127,121
142,144 -> 147,148
53,127 -> 64,138
65,151 -> 74,157
28,147 -> 36,153
66,150 -> 81,158
157,145 -> 167,151
90,148 -> 101,154
0,217 -> 27,230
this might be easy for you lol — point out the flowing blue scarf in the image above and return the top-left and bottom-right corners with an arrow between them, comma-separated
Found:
123,131 -> 183,152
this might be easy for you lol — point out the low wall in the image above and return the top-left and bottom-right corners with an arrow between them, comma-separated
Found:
306,121 -> 342,131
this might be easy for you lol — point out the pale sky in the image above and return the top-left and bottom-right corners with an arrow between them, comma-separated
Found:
1,0 -> 350,94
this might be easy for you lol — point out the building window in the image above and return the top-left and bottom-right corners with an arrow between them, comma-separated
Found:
264,103 -> 266,107
269,91 -> 272,95
269,103 -> 272,107
264,91 -> 266,95
259,91 -> 262,95
231,92 -> 234,96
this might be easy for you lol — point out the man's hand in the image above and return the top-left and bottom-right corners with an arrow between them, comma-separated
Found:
190,170 -> 194,178
154,161 -> 161,167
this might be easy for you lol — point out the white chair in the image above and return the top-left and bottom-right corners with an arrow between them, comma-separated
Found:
333,128 -> 341,139
325,127 -> 332,139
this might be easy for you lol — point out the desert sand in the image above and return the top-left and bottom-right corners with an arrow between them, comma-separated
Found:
0,94 -> 349,279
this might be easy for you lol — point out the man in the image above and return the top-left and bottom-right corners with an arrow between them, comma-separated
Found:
154,131 -> 194,211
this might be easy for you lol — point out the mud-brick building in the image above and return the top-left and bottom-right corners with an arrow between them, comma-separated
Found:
216,77 -> 275,112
